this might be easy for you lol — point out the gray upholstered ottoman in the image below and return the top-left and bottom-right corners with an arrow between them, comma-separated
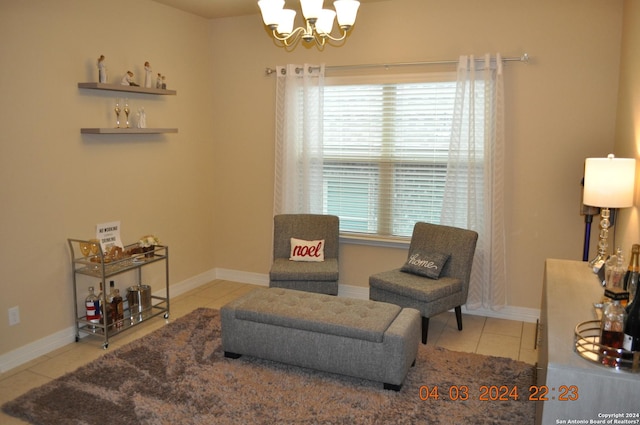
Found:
220,287 -> 420,391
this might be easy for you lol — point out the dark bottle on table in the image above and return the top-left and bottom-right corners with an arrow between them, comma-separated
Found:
624,244 -> 640,304
600,289 -> 627,367
623,279 -> 640,353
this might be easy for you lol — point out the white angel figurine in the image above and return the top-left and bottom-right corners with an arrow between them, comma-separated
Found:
97,55 -> 107,83
144,62 -> 152,88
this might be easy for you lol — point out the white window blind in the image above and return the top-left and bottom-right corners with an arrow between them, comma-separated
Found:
322,72 -> 469,238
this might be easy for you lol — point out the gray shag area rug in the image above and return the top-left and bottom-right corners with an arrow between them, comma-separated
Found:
2,308 -> 536,424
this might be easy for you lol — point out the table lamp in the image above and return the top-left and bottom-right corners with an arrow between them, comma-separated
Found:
583,154 -> 636,270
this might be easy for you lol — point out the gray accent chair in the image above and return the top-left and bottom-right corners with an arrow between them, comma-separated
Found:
369,222 -> 478,344
269,214 -> 340,295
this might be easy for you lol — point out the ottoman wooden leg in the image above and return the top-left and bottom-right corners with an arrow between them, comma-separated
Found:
422,316 -> 429,344
384,383 -> 402,392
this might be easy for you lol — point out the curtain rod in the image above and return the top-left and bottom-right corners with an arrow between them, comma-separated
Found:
265,53 -> 529,76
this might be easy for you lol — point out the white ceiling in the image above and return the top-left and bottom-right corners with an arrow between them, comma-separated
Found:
150,0 -> 258,18
150,0 -> 385,19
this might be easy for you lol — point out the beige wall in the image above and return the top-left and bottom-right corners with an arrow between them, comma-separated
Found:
210,0 -> 624,305
0,0 -> 626,361
614,0 -> 640,253
0,1 -> 215,356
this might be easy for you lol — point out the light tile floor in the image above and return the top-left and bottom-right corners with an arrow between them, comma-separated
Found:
0,280 -> 538,424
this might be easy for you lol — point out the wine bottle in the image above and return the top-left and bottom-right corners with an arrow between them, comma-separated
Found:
85,286 -> 100,330
625,244 -> 640,305
108,281 -> 115,301
623,280 -> 640,352
98,281 -> 111,328
601,289 -> 627,367
111,288 -> 124,329
104,281 -> 115,329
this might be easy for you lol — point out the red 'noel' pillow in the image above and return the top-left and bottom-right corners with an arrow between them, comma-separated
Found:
289,238 -> 325,262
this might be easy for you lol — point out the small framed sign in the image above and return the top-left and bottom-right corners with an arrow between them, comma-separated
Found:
96,221 -> 123,253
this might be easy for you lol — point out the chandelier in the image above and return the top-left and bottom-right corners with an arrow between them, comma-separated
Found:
258,0 -> 360,48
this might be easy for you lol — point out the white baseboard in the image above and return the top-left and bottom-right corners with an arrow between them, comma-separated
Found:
214,268 -> 269,286
214,268 -> 540,323
168,268 -> 218,297
213,268 -> 364,299
0,327 -> 77,374
462,305 -> 539,323
0,268 -> 539,373
335,283 -> 539,323
0,269 -> 219,374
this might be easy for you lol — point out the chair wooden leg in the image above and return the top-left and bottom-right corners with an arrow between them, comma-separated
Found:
455,306 -> 463,331
421,316 -> 429,344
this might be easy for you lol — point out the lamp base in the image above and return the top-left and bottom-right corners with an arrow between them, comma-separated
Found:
588,207 -> 611,285
589,254 -> 606,282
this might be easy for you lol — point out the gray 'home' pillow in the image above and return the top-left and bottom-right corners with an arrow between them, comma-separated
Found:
400,249 -> 450,279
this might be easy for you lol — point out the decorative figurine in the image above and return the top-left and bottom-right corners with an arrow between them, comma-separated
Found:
156,73 -> 162,89
161,75 -> 166,89
121,71 -> 139,86
144,61 -> 152,88
97,55 -> 107,83
136,107 -> 147,128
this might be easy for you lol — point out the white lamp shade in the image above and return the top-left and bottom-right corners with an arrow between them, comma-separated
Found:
301,0 -> 324,20
583,155 -> 636,208
316,9 -> 336,34
258,0 -> 285,26
276,9 -> 296,35
334,0 -> 360,27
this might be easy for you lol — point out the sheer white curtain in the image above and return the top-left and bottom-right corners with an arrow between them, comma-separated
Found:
441,53 -> 507,310
273,64 -> 325,215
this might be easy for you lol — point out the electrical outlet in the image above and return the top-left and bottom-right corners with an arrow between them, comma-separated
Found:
8,306 -> 20,326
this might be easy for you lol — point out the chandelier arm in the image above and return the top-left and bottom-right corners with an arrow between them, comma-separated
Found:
272,27 -> 305,45
301,20 -> 316,43
316,27 -> 349,42
314,35 -> 327,47
283,33 -> 300,47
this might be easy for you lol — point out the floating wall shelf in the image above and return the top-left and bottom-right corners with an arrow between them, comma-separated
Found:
80,128 -> 178,134
78,82 -> 177,95
78,82 -> 177,134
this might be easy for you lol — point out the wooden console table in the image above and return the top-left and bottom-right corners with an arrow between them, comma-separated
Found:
537,259 -> 639,424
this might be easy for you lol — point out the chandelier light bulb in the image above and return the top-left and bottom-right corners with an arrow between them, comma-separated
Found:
258,0 -> 285,28
334,0 -> 359,28
277,9 -> 297,35
316,9 -> 336,34
300,0 -> 323,21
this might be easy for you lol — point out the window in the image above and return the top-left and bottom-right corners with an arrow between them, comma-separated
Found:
322,72 -> 473,238
274,58 -> 506,309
